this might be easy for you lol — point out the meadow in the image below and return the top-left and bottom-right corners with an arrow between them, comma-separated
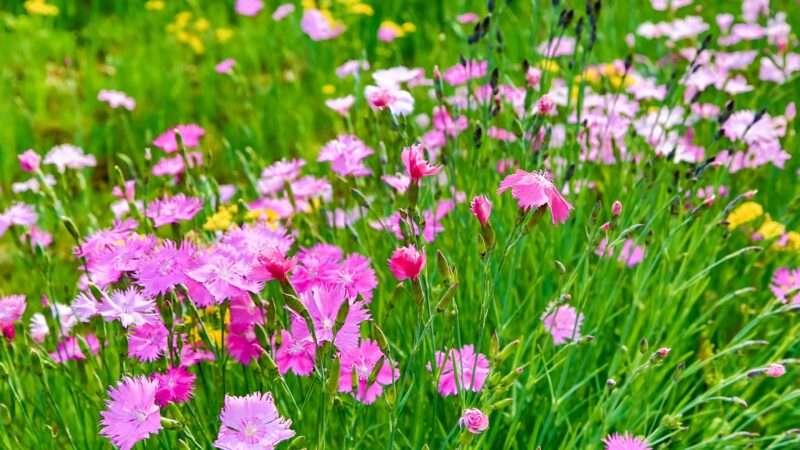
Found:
1,0 -> 799,449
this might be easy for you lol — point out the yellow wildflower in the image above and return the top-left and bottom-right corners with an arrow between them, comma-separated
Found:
349,3 -> 374,15
24,0 -> 59,16
756,217 -> 785,240
301,0 -> 317,9
401,22 -> 416,33
145,0 -> 164,11
783,231 -> 800,251
539,59 -> 560,73
194,18 -> 210,32
726,201 -> 763,230
322,84 -> 336,95
204,204 -> 238,231
216,27 -> 234,43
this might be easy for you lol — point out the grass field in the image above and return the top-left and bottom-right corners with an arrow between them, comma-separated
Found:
1,0 -> 799,449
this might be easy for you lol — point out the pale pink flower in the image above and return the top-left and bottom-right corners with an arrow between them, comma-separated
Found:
336,59 -> 369,78
128,320 -> 169,362
271,3 -> 294,20
537,94 -> 557,116
301,9 -> 345,41
382,174 -> 410,193
100,376 -> 162,450
542,304 -> 584,345
0,295 -> 26,340
145,193 -> 202,227
318,135 -> 374,177
365,85 -> 414,116
443,60 -> 487,85
235,0 -> 262,16
275,326 -> 316,376
765,363 -> 786,378
152,124 -> 205,153
29,313 -> 49,343
325,95 -> 355,116
44,144 -> 96,172
388,245 -> 425,281
98,89 -> 136,110
98,288 -> 156,328
459,408 -> 489,434
497,170 -> 573,224
214,392 -> 295,449
456,13 -> 479,24
51,334 -> 101,363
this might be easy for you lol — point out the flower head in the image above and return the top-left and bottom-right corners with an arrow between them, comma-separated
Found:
145,193 -> 202,227
497,170 -> 573,224
388,245 -> 425,281
430,344 -> 490,396
603,433 -> 651,450
128,319 -> 169,362
214,392 -> 295,450
338,339 -> 399,404
152,124 -> 205,153
44,144 -> 96,172
470,195 -> 492,226
0,295 -> 26,340
98,90 -> 136,110
153,366 -> 196,407
542,304 -> 583,345
765,363 -> 786,378
98,288 -> 156,328
18,149 -> 41,172
459,408 -> 489,434
215,58 -> 236,74
365,85 -> 414,116
235,0 -> 262,16
401,144 -> 441,182
100,376 -> 163,450
301,8 -> 345,41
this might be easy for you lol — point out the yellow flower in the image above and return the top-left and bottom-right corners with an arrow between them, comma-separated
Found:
216,27 -> 234,43
204,205 -> 238,231
539,59 -> 560,73
175,11 -> 193,27
608,74 -> 635,89
194,18 -> 210,32
322,84 -> 336,95
783,231 -> 800,251
24,0 -> 59,16
145,0 -> 164,11
349,3 -> 374,15
581,67 -> 601,85
187,35 -> 205,54
726,201 -> 763,230
756,217 -> 785,240
301,0 -> 317,9
401,22 -> 416,33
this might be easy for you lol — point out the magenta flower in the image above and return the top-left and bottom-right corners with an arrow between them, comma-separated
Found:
100,376 -> 163,450
145,193 -> 202,227
154,366 -> 196,407
430,344 -> 490,396
272,3 -> 295,21
257,158 -> 306,195
603,433 -> 651,450
134,240 -> 196,297
770,267 -> 800,304
227,328 -> 264,365
18,149 -> 41,172
318,135 -> 374,177
300,9 -> 345,41
299,284 -> 369,352
365,85 -> 414,116
214,392 -> 295,450
326,253 -> 378,302
470,195 -> 492,226
497,170 -> 573,224
612,200 -> 623,216
235,0 -> 262,16
275,326 -> 316,376
618,240 -> 645,267
97,89 -> 136,110
0,295 -> 26,340
257,247 -> 296,284
152,124 -> 205,153
388,245 -> 425,281
187,248 -> 263,303
443,60 -> 487,85
215,58 -> 236,74
338,339 -> 399,404
51,334 -> 101,363
128,319 -> 169,362
98,288 -> 156,328
459,408 -> 489,434
542,304 -> 583,345
401,144 -> 441,182
536,94 -> 557,116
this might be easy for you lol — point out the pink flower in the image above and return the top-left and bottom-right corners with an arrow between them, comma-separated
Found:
98,288 -> 156,328
443,60 -> 487,85
456,12 -> 479,24
325,95 -> 355,116
299,284 -> 369,352
258,158 -> 306,195
618,240 -> 645,267
470,195 -> 492,226
497,170 -> 573,224
401,144 -> 441,182
257,247 -> 295,284
430,344 -> 490,396
153,366 -> 195,407
655,347 -> 671,358
128,320 -> 169,362
0,295 -> 26,340
145,193 -> 202,227
214,392 -> 295,449
459,408 -> 489,434
29,313 -> 49,343
378,23 -> 400,42
365,85 -> 414,116
328,253 -> 378,302
382,174 -> 410,193
338,339 -> 399,404
336,59 -> 369,78
215,58 -> 236,74
97,89 -> 136,110
318,135 -> 374,177
612,200 -> 623,216
487,126 -> 518,142
187,249 -> 263,304
100,376 -> 162,450
235,0 -> 262,16
51,334 -> 101,363
537,37 -> 576,57
44,144 -> 96,172
770,267 -> 800,304
542,304 -> 584,345
301,9 -> 345,41
152,124 -> 205,153
227,328 -> 264,365
765,363 -> 786,378
275,326 -> 316,376
388,245 -> 425,281
536,94 -> 557,116
135,240 -> 195,297
272,3 -> 295,21
603,433 -> 651,450
18,149 -> 41,172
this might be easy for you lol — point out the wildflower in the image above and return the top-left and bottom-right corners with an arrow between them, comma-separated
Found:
135,240 -> 196,297
18,149 -> 41,172
100,377 -> 162,450
603,433 -> 651,450
146,194 -> 202,227
470,195 -> 492,226
365,84 -> 414,116
536,94 -> 557,116
497,170 -> 573,224
542,304 -> 584,345
128,320 -> 169,362
538,37 -> 576,57
338,339 -> 399,404
203,204 -> 238,232
0,295 -> 26,340
726,201 -> 763,229
98,288 -> 157,328
214,392 -> 295,449
382,174 -> 410,193
0,203 -> 38,237
378,20 -> 413,42
235,0 -> 262,16
152,124 -> 205,153
753,217 -> 785,240
153,366 -> 196,407
318,135 -> 374,177
187,248 -> 262,303
44,144 -> 96,172
325,95 -> 355,116
456,12 -> 479,24
443,60 -> 487,85
770,267 -> 800,304
215,58 -> 236,74
430,345 -> 490,396
272,3 -> 295,21
655,347 -> 671,358
29,313 -> 49,343
299,284 -> 369,352
459,408 -> 489,434
301,9 -> 345,41
487,126 -> 518,142
24,0 -> 59,15
98,90 -> 136,110
612,200 -> 622,216
401,144 -> 441,182
336,59 -> 370,78
618,240 -> 646,267
227,328 -> 264,365
51,334 -> 101,363
275,325 -> 316,376
388,245 -> 425,281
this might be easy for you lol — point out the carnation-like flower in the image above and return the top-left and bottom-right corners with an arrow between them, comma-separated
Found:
97,89 -> 136,110
459,408 -> 489,434
153,366 -> 196,407
128,319 -> 169,362
338,339 -> 399,404
275,325 -> 316,376
0,295 -> 26,340
497,170 -> 573,224
388,245 -> 426,281
300,8 -> 345,41
215,58 -> 236,74
542,304 -> 584,345
401,144 -> 441,182
145,193 -> 202,227
299,284 -> 369,352
152,124 -> 205,153
235,0 -> 262,16
365,85 -> 414,116
430,344 -> 490,396
272,3 -> 294,21
100,376 -> 163,450
44,144 -> 96,173
603,432 -> 651,450
470,195 -> 492,226
98,288 -> 156,328
51,334 -> 101,363
214,392 -> 295,450
18,149 -> 41,172
318,135 -> 374,177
